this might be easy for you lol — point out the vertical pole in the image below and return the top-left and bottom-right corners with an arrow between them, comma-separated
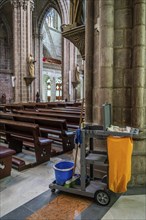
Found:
85,0 -> 94,124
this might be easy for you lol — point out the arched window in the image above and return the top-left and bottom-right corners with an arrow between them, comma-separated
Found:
46,8 -> 61,31
56,78 -> 62,101
0,20 -> 11,70
47,78 -> 51,101
42,8 -> 62,102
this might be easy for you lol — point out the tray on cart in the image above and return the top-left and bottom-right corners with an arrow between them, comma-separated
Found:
84,103 -> 139,137
83,127 -> 139,137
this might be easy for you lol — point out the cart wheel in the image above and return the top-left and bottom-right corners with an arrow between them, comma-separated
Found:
94,190 -> 110,206
51,189 -> 56,193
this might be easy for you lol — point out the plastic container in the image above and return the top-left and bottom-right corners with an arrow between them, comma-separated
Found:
64,174 -> 80,188
54,161 -> 74,186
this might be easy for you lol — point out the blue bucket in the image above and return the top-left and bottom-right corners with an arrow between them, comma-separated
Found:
54,161 -> 74,186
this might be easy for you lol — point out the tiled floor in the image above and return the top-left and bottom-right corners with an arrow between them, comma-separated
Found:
0,151 -> 146,220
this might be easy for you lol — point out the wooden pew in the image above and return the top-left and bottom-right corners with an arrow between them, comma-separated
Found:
0,113 -> 75,154
35,103 -> 48,109
13,115 -> 75,153
46,102 -> 58,108
52,102 -> 67,108
64,102 -> 76,107
0,105 -> 6,112
22,103 -> 36,111
0,119 -> 52,167
0,145 -> 15,179
63,102 -> 81,107
53,106 -> 83,111
37,108 -> 84,116
12,110 -> 82,126
4,104 -> 23,112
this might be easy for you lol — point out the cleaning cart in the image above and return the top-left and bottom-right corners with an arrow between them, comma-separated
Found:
49,103 -> 139,206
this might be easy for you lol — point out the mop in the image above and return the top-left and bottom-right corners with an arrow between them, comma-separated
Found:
64,99 -> 84,188
73,98 -> 84,175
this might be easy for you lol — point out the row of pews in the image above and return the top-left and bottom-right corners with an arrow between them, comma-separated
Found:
0,101 -> 82,112
0,101 -> 84,176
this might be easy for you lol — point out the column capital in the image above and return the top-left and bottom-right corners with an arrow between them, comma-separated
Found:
30,0 -> 34,11
11,0 -> 19,8
11,0 -> 31,10
23,0 -> 29,11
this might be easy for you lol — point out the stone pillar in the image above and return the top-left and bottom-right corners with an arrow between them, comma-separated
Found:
132,0 -> 145,129
70,43 -> 76,101
33,33 -> 40,97
130,0 -> 146,186
11,0 -> 34,102
62,38 -> 76,101
114,1 -> 133,126
85,0 -> 94,124
20,1 -> 27,103
12,1 -> 19,102
27,0 -> 34,55
39,34 -> 43,101
33,23 -> 43,101
42,74 -> 48,102
29,0 -> 35,101
50,77 -> 56,102
62,38 -> 70,101
95,0 -> 114,124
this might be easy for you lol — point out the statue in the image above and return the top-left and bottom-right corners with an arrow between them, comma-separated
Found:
71,0 -> 85,26
36,91 -> 40,103
1,93 -> 6,104
75,64 -> 80,83
12,76 -> 16,87
28,54 -> 36,77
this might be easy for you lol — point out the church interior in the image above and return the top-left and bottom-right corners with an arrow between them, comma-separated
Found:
0,0 -> 146,219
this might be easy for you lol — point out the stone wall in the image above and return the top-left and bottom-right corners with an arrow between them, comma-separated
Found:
0,73 -> 13,103
85,0 -> 146,186
113,0 -> 133,126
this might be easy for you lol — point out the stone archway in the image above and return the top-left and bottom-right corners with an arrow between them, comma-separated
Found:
33,0 -> 73,102
0,13 -> 13,103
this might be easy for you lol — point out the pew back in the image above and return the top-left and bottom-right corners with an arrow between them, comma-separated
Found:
0,119 -> 52,165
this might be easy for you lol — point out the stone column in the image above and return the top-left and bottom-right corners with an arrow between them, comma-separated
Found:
130,0 -> 146,187
62,38 -> 76,101
11,0 -> 34,102
29,0 -> 35,101
27,0 -> 34,55
62,38 -> 70,101
85,0 -> 94,124
33,30 -> 43,101
20,1 -> 25,102
42,74 -> 48,102
96,0 -> 114,124
12,0 -> 19,102
70,43 -> 76,101
50,77 -> 56,102
132,0 -> 145,128
113,1 -> 133,126
38,34 -> 43,100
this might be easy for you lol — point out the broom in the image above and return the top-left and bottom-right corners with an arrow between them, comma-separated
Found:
73,98 -> 84,175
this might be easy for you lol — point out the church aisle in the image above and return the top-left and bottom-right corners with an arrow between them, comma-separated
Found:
1,188 -> 145,220
0,151 -> 145,220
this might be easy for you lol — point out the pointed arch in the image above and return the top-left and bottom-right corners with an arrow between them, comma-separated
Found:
37,0 -> 69,35
0,0 -> 9,9
0,13 -> 12,41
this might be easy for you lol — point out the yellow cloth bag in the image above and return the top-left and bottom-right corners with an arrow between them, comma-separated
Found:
107,136 -> 133,193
